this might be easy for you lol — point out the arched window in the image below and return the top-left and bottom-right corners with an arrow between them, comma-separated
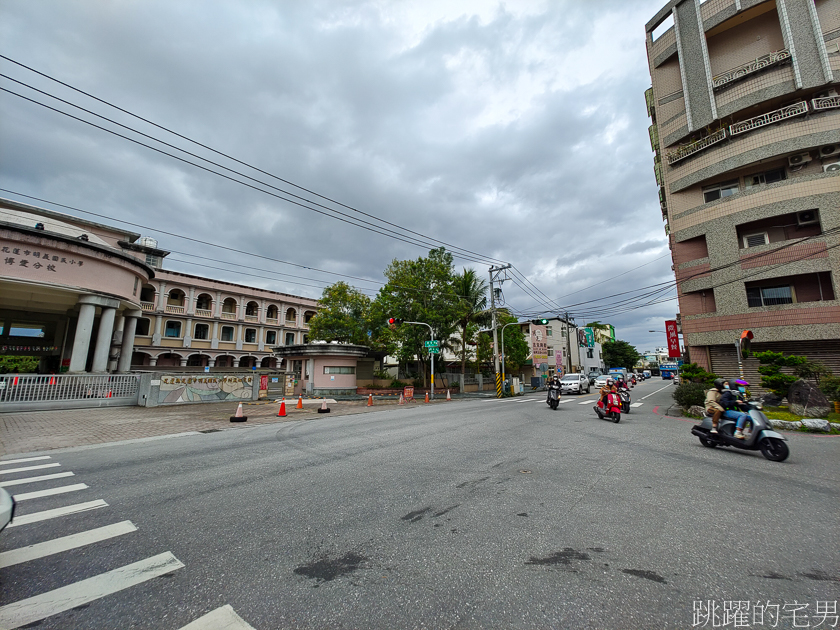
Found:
167,289 -> 185,306
245,301 -> 259,316
140,285 -> 156,303
222,298 -> 237,315
285,308 -> 297,324
266,305 -> 279,320
304,310 -> 316,324
196,293 -> 213,312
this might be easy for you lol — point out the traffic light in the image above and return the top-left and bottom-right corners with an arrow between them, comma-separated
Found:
388,317 -> 403,328
531,319 -> 548,325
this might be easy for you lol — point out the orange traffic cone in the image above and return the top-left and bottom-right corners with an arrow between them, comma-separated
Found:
230,402 -> 248,422
49,376 -> 56,385
446,389 -> 451,401
317,397 -> 330,414
367,394 -> 373,407
277,398 -> 287,417
398,393 -> 405,405
106,390 -> 113,398
296,395 -> 303,409
425,391 -> 430,403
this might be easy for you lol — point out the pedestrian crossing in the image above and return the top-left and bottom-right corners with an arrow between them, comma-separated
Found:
0,455 -> 257,629
482,396 -> 645,409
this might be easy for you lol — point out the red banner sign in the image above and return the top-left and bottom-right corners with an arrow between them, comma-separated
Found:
665,320 -> 680,358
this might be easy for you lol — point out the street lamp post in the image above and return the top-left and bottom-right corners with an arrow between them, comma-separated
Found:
500,321 -> 519,394
405,321 -> 435,400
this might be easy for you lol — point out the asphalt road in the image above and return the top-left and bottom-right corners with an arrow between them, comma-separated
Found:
1,378 -> 838,629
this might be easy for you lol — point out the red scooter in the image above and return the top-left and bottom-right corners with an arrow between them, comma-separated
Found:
594,392 -> 621,423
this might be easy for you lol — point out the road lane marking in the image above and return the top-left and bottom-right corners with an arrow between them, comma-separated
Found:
641,384 -> 676,400
0,456 -> 52,466
558,399 -> 574,404
0,521 -> 138,569
7,500 -> 108,528
0,463 -> 61,476
630,402 -> 644,407
0,472 -> 75,487
578,399 -> 597,404
0,551 -> 184,629
13,484 -> 89,502
179,605 -> 257,630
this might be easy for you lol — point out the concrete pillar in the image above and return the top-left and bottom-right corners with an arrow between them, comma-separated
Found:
208,357 -> 216,367
91,306 -> 118,372
258,326 -> 265,351
239,295 -> 246,321
149,356 -> 158,366
118,310 -> 142,372
152,315 -> 163,345
236,324 -> 244,350
68,303 -> 97,373
233,357 -> 240,367
260,299 -> 266,324
109,315 -> 125,372
187,287 -> 196,315
184,318 -> 193,347
180,358 -> 188,367
211,321 -> 219,349
157,282 -> 168,311
215,291 -> 222,317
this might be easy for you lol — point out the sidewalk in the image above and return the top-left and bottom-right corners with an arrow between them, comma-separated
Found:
0,397 -> 432,457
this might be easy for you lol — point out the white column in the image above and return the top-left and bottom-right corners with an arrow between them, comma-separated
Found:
187,287 -> 196,315
180,358 -> 188,367
118,310 -> 142,372
211,321 -> 220,349
68,303 -> 97,373
258,326 -> 265,351
260,299 -> 267,324
157,282 -> 168,311
149,356 -> 158,366
91,306 -> 118,372
214,292 -> 222,317
236,324 -> 244,350
239,295 -> 246,321
183,318 -> 193,347
152,315 -> 163,345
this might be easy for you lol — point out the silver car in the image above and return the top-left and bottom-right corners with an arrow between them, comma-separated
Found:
560,373 -> 591,394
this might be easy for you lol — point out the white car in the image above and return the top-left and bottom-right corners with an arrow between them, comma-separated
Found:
0,488 -> 14,531
560,373 -> 591,394
594,374 -> 612,388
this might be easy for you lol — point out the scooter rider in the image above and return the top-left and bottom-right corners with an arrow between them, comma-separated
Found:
704,378 -> 726,434
593,378 -> 614,417
721,380 -> 750,439
546,373 -> 562,404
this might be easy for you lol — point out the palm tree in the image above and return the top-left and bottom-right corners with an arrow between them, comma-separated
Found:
452,268 -> 489,374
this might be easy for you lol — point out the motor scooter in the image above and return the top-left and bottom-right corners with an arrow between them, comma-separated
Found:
594,392 -> 621,423
546,381 -> 561,410
690,400 -> 789,461
618,389 -> 631,414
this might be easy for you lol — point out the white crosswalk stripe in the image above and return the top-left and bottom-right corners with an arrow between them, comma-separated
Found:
0,456 -> 52,466
578,399 -> 597,404
0,521 -> 138,569
0,472 -> 75,487
631,402 -> 644,408
12,483 -> 89,502
0,463 -> 61,476
7,499 -> 108,527
0,552 -> 185,629
179,605 -> 258,630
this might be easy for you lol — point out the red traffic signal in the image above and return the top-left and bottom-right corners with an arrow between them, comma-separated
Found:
388,317 -> 403,328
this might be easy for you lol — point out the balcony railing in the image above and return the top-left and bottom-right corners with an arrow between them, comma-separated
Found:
165,305 -> 185,314
140,302 -> 155,312
712,49 -> 790,91
666,128 -> 727,165
812,95 -> 840,112
195,309 -> 213,318
221,312 -> 237,320
244,315 -> 259,323
265,317 -> 279,324
729,101 -> 808,137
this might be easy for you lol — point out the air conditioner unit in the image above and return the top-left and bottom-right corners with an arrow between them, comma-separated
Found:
743,232 -> 769,248
819,145 -> 840,158
797,210 -> 819,226
824,162 -> 840,173
788,152 -> 812,166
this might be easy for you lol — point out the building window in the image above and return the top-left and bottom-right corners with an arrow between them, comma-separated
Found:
548,349 -> 554,357
303,334 -> 309,344
136,318 -> 151,336
164,321 -> 182,338
742,232 -> 769,248
703,180 -> 739,203
324,366 -> 355,374
9,323 -> 46,338
285,332 -> 295,345
266,330 -> 277,345
221,326 -> 234,341
746,285 -> 793,307
745,167 -> 786,189
546,326 -> 552,337
194,323 -> 209,340
244,328 -> 256,343
587,349 -> 594,359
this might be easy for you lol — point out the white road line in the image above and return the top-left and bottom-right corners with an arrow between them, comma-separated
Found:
578,399 -> 597,404
0,463 -> 61,476
7,500 -> 108,528
179,605 -> 258,630
630,402 -> 644,408
641,383 -> 676,400
13,484 -> 89,502
0,456 -> 52,466
0,551 -> 184,629
558,399 -> 575,404
0,521 -> 137,569
0,472 -> 75,488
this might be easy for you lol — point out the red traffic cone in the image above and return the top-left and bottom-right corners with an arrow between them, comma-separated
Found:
317,397 -> 330,414
398,393 -> 405,405
296,395 -> 303,409
367,394 -> 373,407
230,402 -> 248,422
277,398 -> 287,417
425,392 -> 430,403
106,390 -> 113,398
49,376 -> 56,385
446,389 -> 451,401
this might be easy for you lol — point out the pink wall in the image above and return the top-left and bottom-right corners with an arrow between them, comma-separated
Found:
313,356 -> 357,388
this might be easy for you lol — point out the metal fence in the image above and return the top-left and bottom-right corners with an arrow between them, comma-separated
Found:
0,374 -> 140,410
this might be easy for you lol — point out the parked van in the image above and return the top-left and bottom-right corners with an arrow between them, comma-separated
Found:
643,370 -> 651,379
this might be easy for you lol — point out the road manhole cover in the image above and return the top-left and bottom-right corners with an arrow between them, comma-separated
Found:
519,469 -> 532,474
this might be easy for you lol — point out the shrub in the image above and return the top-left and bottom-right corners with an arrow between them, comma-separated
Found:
673,382 -> 707,409
753,351 -> 808,397
389,379 -> 407,389
678,362 -> 718,386
820,375 -> 840,403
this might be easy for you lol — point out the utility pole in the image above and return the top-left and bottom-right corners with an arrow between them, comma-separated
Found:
489,264 -> 512,397
565,311 -> 573,374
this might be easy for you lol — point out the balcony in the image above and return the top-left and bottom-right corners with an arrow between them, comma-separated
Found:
244,315 -> 259,323
265,317 -> 279,324
666,129 -> 727,165
221,312 -> 237,320
165,305 -> 185,314
140,302 -> 155,312
729,101 -> 808,137
812,95 -> 840,112
195,309 -> 213,318
712,49 -> 790,92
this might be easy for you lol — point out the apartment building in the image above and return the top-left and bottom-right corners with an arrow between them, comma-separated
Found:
645,0 -> 840,381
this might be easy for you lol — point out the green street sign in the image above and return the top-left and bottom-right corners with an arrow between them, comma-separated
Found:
428,347 -> 440,354
425,340 -> 439,348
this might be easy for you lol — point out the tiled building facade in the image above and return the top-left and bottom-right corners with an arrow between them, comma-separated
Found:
645,0 -> 840,382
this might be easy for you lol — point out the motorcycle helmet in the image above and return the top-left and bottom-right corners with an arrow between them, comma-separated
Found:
606,378 -> 614,386
713,378 -> 726,391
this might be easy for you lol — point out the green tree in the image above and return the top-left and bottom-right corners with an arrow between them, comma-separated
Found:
307,282 -> 373,346
0,356 -> 40,374
602,340 -> 640,370
679,362 -> 718,386
451,268 -> 489,374
373,248 -> 459,386
498,311 -> 528,375
753,350 -> 808,396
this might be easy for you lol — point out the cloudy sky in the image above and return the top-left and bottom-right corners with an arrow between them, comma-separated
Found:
0,0 -> 677,353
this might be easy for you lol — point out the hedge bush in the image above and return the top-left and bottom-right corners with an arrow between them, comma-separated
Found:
673,382 -> 707,409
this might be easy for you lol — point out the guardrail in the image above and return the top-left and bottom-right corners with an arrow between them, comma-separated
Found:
0,374 -> 140,411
